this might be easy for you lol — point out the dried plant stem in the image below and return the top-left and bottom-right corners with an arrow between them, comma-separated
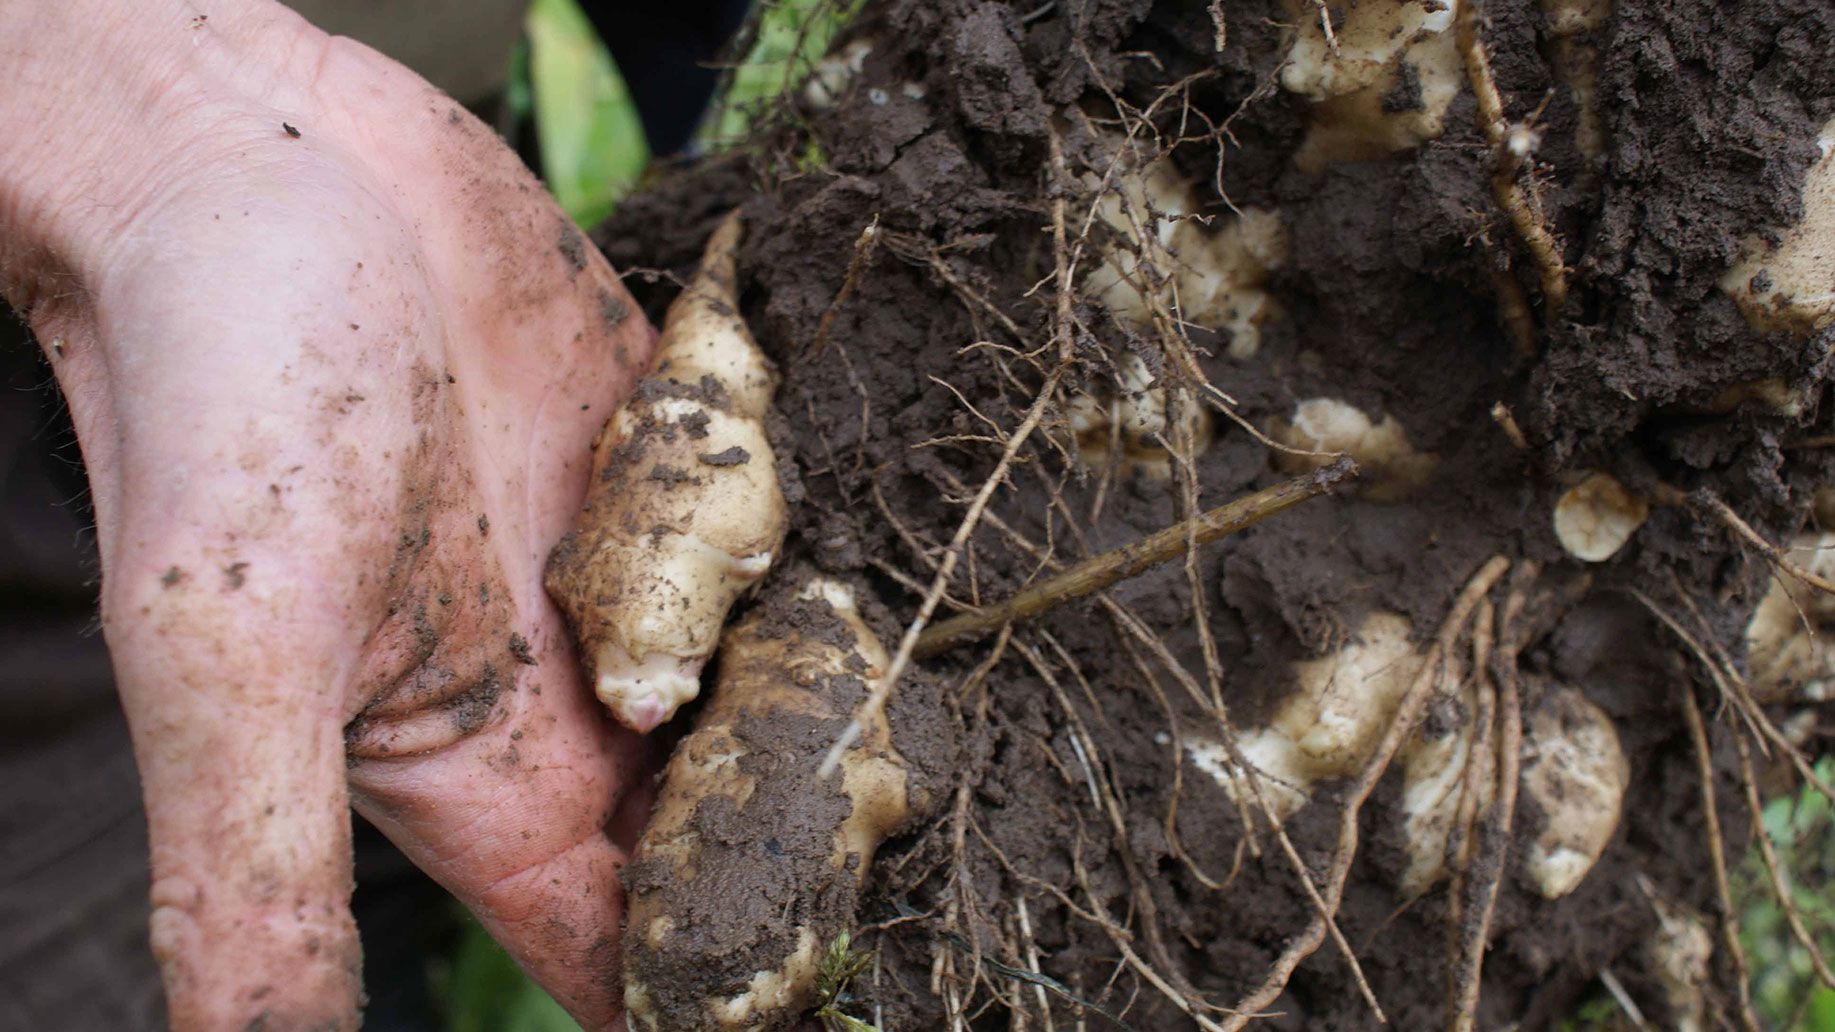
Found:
916,460 -> 1355,657
820,362 -> 1070,777
1458,1 -> 1569,317
1221,556 -> 1511,1030
1676,685 -> 1762,1032
810,216 -> 881,358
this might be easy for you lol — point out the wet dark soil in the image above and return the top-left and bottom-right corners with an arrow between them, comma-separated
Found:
599,0 -> 1835,1027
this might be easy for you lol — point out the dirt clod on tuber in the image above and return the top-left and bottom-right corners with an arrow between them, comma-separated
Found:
621,575 -> 938,1032
546,214 -> 787,731
1721,117 -> 1835,337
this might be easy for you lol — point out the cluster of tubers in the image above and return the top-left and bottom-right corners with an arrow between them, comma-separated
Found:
548,219 -> 934,1031
533,47 -> 1835,1025
1187,610 -> 1629,900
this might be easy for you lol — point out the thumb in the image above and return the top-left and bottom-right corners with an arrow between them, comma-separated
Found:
106,552 -> 364,1031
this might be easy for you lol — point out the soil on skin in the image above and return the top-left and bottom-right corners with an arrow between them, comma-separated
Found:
599,0 -> 1835,1027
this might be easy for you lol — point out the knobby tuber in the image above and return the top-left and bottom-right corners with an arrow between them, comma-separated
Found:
621,575 -> 941,1032
1187,612 -> 1628,899
1272,397 -> 1437,501
1518,685 -> 1629,898
1082,133 -> 1287,360
546,214 -> 787,731
1279,0 -> 1466,171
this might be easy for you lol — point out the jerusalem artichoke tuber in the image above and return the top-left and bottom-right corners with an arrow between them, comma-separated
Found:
546,214 -> 787,731
621,575 -> 940,1032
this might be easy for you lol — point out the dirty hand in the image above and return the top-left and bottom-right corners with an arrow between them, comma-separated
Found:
1,2 -> 658,1028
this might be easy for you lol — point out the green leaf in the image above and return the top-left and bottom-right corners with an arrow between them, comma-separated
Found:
699,0 -> 864,151
525,0 -> 649,226
446,918 -> 582,1032
1808,985 -> 1835,1032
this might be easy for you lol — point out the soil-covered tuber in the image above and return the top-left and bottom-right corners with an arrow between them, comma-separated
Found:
1519,685 -> 1629,898
546,215 -> 787,731
1280,0 -> 1466,170
621,575 -> 944,1032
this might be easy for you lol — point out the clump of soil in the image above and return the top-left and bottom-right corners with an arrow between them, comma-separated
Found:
599,0 -> 1835,1026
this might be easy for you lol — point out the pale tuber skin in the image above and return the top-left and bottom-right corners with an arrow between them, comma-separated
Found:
1397,676 -> 1493,897
1721,117 -> 1835,337
803,39 -> 876,109
1082,135 -> 1288,358
1188,611 -> 1628,900
1743,533 -> 1835,703
622,576 -> 925,1032
1067,352 -> 1215,477
1272,397 -> 1438,501
1552,471 -> 1648,562
1519,685 -> 1629,898
1280,0 -> 1467,171
1644,886 -> 1713,1032
1186,612 -> 1425,823
545,214 -> 787,732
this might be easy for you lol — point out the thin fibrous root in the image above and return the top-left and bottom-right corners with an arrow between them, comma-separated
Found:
915,459 -> 1357,658
1457,0 -> 1570,319
1676,684 -> 1762,1032
819,361 -> 1072,778
1673,486 -> 1835,596
1220,555 -> 1511,1030
1734,731 -> 1835,990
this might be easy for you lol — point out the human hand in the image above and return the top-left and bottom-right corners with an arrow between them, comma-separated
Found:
1,3 -> 658,1027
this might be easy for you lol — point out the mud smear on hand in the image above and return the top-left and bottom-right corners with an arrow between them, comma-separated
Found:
602,0 -> 1833,1026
